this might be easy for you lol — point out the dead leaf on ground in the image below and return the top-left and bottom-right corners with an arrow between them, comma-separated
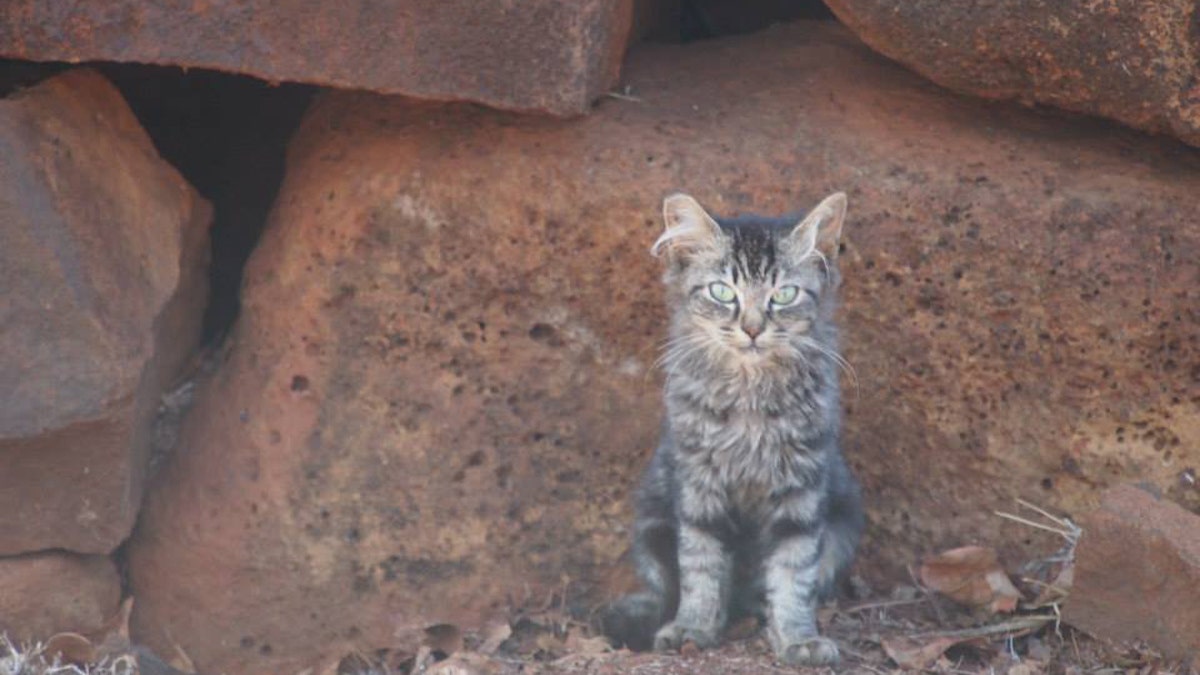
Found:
43,632 -> 94,666
920,546 -> 1023,613
881,635 -> 962,670
425,623 -> 464,656
427,651 -> 496,675
476,619 -> 513,655
533,630 -> 568,659
563,630 -> 613,656
162,633 -> 198,674
334,652 -> 374,675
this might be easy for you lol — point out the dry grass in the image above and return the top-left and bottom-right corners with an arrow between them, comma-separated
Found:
0,635 -> 135,675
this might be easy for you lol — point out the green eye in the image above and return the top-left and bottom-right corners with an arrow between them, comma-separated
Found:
708,282 -> 736,303
771,285 -> 800,306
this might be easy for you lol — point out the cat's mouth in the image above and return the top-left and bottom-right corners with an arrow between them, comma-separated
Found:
736,343 -> 766,356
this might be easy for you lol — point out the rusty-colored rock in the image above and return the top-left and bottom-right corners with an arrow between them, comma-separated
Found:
1066,485 -> 1200,661
0,552 -> 121,642
0,1 -> 634,117
0,69 -> 211,555
128,23 -> 1198,674
825,0 -> 1200,148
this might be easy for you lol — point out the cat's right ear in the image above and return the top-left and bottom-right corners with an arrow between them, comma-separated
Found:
652,193 -> 723,259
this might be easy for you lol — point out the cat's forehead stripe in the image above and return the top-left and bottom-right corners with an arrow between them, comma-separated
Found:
726,222 -> 777,280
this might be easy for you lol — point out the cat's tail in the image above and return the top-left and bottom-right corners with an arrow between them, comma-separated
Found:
595,591 -> 666,651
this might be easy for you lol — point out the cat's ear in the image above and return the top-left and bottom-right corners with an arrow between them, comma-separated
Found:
652,193 -> 723,258
786,191 -> 847,261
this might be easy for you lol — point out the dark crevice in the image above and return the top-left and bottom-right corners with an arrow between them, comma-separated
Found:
0,59 -> 70,96
642,0 -> 835,43
100,65 -> 315,343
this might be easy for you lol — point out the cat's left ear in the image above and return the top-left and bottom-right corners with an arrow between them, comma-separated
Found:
786,192 -> 847,261
652,193 -> 724,259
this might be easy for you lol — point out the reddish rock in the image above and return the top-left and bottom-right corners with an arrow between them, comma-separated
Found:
1066,485 -> 1200,661
0,1 -> 634,117
0,552 -> 121,642
825,0 -> 1200,147
128,23 -> 1198,674
0,69 -> 211,555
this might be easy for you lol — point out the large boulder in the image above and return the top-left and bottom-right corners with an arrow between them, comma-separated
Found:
0,553 -> 121,642
0,1 -> 634,117
128,22 -> 1198,674
824,0 -> 1200,147
0,69 -> 212,555
1066,485 -> 1200,662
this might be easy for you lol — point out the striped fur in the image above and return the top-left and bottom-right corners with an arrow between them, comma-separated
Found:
601,193 -> 863,666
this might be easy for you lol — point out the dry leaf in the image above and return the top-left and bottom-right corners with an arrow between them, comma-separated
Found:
427,652 -> 493,675
533,631 -> 568,658
920,546 -> 1023,613
425,623 -> 464,656
412,645 -> 435,672
881,635 -> 960,670
563,630 -> 613,656
167,643 -> 198,675
477,619 -> 513,655
43,633 -> 95,666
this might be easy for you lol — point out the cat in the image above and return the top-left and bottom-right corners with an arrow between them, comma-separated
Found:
599,192 -> 864,666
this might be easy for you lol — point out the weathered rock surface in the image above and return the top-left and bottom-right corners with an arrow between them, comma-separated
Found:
0,1 -> 633,117
128,22 -> 1199,674
0,69 -> 211,555
1066,485 -> 1200,661
824,0 -> 1200,147
0,552 -> 121,642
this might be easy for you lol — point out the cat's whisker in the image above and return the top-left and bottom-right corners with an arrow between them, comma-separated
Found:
655,333 -> 709,371
796,337 -> 859,393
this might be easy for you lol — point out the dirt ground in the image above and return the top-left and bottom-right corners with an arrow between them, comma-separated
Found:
368,592 -> 1189,675
2,582 -> 1190,675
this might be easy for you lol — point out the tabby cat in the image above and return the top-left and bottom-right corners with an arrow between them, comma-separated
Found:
601,192 -> 864,666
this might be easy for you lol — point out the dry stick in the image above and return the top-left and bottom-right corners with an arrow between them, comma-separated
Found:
909,615 -> 1055,640
994,510 -> 1075,539
1021,576 -> 1071,597
841,597 -> 928,614
1015,498 -> 1079,534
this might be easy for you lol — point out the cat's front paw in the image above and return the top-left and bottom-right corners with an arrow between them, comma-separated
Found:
775,636 -> 840,666
652,621 -> 719,652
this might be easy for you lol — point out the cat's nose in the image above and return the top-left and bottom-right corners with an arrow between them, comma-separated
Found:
742,322 -> 764,340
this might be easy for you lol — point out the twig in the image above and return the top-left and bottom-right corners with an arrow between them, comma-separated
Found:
605,91 -> 643,103
910,615 -> 1055,640
994,510 -> 1076,539
1015,498 -> 1081,537
1021,577 -> 1069,594
841,598 -> 928,614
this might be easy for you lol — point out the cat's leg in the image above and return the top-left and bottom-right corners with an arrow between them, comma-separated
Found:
763,491 -> 839,666
815,454 -> 864,599
599,446 -> 679,650
653,520 -> 731,651
601,526 -> 677,650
